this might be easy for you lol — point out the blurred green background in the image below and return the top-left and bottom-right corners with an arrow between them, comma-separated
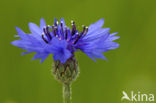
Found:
0,0 -> 156,103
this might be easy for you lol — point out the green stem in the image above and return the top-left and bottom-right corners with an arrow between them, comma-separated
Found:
63,83 -> 71,103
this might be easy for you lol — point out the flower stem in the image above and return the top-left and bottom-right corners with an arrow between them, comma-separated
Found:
63,83 -> 71,103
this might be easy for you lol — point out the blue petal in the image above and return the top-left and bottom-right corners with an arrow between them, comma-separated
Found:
60,18 -> 66,26
110,32 -> 118,37
66,27 -> 71,41
14,35 -> 19,37
58,18 -> 66,39
28,23 -> 43,41
15,27 -> 28,40
77,31 -> 119,61
102,42 -> 120,49
11,39 -> 30,48
11,39 -> 44,52
40,18 -> 46,29
85,53 -> 96,61
87,18 -> 104,34
21,51 -> 33,55
53,49 -> 71,63
48,37 -> 72,63
32,52 -> 49,63
50,37 -> 67,49
60,18 -> 66,32
83,49 -> 107,61
54,18 -> 58,24
13,28 -> 43,45
108,32 -> 120,41
83,28 -> 110,41
29,23 -> 42,36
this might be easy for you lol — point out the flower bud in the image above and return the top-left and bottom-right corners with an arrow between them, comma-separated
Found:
53,56 -> 79,84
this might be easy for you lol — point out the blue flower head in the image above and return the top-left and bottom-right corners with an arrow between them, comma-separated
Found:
11,18 -> 120,63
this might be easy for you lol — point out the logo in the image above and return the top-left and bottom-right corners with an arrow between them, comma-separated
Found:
121,91 -> 155,102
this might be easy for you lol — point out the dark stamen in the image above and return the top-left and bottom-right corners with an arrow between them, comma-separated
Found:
71,21 -> 76,36
42,34 -> 48,43
73,33 -> 80,44
52,26 -> 55,36
79,25 -> 88,38
65,27 -> 68,40
46,26 -> 52,40
83,27 -> 88,35
82,25 -> 86,34
54,26 -> 59,37
52,25 -> 58,37
43,27 -> 46,34
54,21 -> 58,26
55,26 -> 58,32
60,22 -> 64,34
